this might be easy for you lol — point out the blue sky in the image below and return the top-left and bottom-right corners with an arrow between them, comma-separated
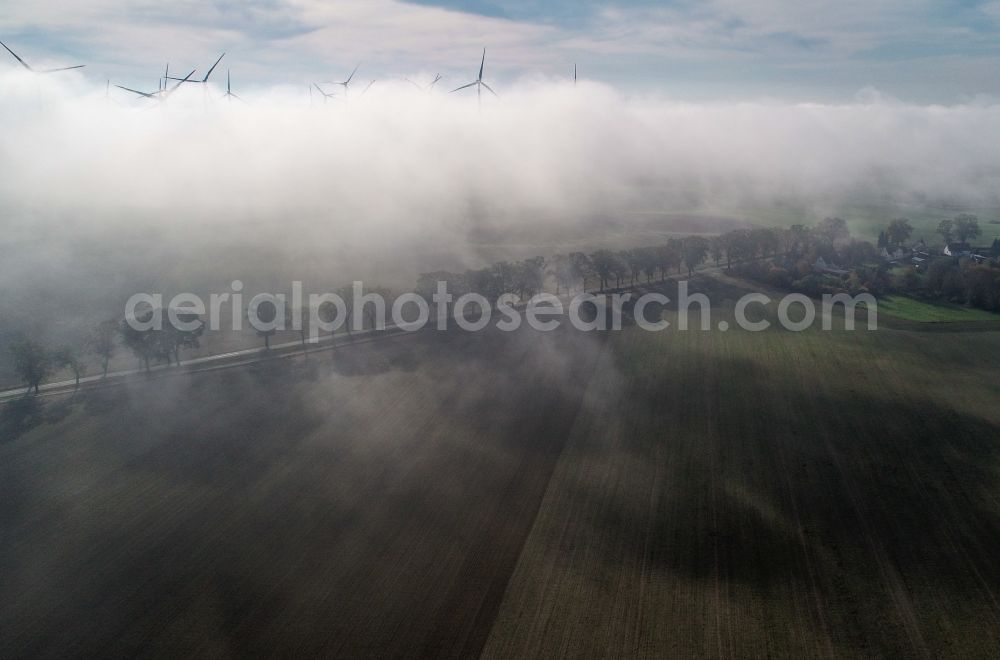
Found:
1,0 -> 999,101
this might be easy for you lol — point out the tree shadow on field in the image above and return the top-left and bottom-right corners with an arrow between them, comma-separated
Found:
574,353 -> 1000,655
626,276 -> 750,311
329,341 -> 421,376
248,355 -> 316,383
81,387 -> 124,415
331,350 -> 392,376
0,394 -> 81,442
0,397 -> 44,441
43,396 -> 76,425
117,362 -> 328,487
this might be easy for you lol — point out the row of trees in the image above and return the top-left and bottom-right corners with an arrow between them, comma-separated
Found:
937,213 -> 983,244
894,259 -> 1000,311
877,218 -> 914,249
11,214 -> 997,395
119,311 -> 205,371
8,320 -> 117,395
5,222 -> 835,395
419,237 -> 717,302
7,313 -> 204,396
732,219 -> 891,297
877,214 -> 998,250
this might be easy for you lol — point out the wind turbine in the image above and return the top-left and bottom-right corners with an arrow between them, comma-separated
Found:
166,52 -> 223,109
405,73 -> 441,92
166,52 -> 225,86
221,70 -> 246,103
451,49 -> 497,110
116,69 -> 195,102
312,83 -> 339,104
329,63 -> 359,96
156,69 -> 196,102
0,40 -> 84,73
115,83 -> 162,100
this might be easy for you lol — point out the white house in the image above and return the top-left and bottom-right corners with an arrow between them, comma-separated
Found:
944,242 -> 972,257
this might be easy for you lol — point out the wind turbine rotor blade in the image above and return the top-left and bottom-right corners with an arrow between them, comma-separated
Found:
478,48 -> 485,81
450,81 -> 477,92
227,69 -> 231,93
39,65 -> 85,73
405,77 -> 422,90
115,85 -> 156,98
431,73 -> 441,86
480,81 -> 498,97
203,52 -> 225,82
346,63 -> 359,84
0,40 -> 33,71
163,69 -> 196,98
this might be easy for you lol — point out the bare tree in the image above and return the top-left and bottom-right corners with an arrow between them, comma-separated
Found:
816,217 -> 850,243
681,236 -> 710,276
513,257 -> 545,299
89,319 -> 117,378
885,218 -> 913,247
709,237 -> 724,267
159,311 -> 204,365
295,306 -> 313,353
10,338 -> 52,395
569,252 -> 592,292
937,218 -> 954,244
334,286 -> 357,341
547,255 -> 572,295
953,213 -> 981,243
589,249 -> 618,291
253,300 -> 286,351
317,300 -> 344,352
653,244 -> 679,281
636,247 -> 657,283
120,318 -> 157,373
53,347 -> 86,390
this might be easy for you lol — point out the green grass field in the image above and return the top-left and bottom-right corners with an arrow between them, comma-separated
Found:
878,295 -> 1000,323
696,198 -> 1000,242
3,278 -> 1000,658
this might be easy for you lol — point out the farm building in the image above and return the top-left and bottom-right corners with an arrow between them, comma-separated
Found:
944,242 -> 971,257
812,257 -> 850,276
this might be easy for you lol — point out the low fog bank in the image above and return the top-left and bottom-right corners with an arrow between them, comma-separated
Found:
2,69 -> 1000,349
5,71 -> 1000,224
